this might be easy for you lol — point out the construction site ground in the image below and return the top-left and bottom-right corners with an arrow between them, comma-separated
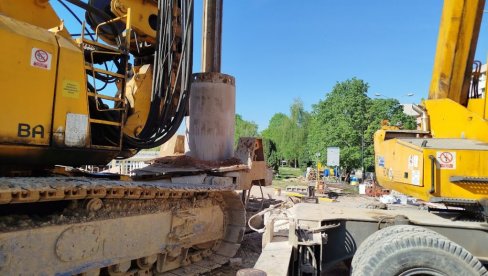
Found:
207,177 -> 420,275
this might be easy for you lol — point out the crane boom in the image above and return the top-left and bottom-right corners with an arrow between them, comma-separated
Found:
374,0 -> 488,216
429,0 -> 485,105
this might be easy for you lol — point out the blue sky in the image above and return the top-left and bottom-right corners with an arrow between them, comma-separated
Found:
52,1 -> 487,131
197,1 -> 488,131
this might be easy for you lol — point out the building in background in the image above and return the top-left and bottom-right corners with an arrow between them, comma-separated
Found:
95,135 -> 185,175
400,104 -> 418,116
105,151 -> 160,175
477,63 -> 486,98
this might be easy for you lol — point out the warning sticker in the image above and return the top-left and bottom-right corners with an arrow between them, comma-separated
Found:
62,80 -> 81,99
436,151 -> 456,170
378,156 -> 385,167
31,48 -> 52,70
388,168 -> 394,180
411,170 -> 420,186
408,155 -> 419,169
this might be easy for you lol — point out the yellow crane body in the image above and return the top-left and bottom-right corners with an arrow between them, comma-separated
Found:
0,1 -> 272,274
375,131 -> 488,203
0,0 -> 163,168
0,11 -> 111,166
375,0 -> 488,210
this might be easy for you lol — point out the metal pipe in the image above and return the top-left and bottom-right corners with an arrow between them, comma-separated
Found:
412,104 -> 430,132
429,155 -> 436,194
201,0 -> 223,72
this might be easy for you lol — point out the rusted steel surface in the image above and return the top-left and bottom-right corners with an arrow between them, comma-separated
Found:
143,154 -> 246,171
0,138 -> 271,274
186,72 -> 236,161
234,137 -> 272,190
0,176 -> 236,204
201,0 -> 223,73
0,181 -> 245,275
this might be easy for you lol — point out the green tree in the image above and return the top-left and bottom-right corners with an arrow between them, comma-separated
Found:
308,78 -> 416,174
308,78 -> 369,173
262,99 -> 310,168
282,99 -> 310,168
234,114 -> 258,147
262,138 -> 280,171
261,113 -> 288,161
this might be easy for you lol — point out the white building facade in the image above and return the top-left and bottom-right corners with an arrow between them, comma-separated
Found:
477,63 -> 486,98
106,151 -> 160,175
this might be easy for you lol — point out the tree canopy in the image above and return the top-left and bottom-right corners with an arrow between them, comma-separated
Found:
234,114 -> 258,147
307,78 -> 415,172
234,78 -> 416,173
262,99 -> 311,168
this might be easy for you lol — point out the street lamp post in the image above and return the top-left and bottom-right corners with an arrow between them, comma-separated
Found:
374,93 -> 415,99
315,152 -> 321,188
361,97 -> 366,183
361,130 -> 364,182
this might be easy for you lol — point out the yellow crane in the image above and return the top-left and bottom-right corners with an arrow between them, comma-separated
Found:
253,1 -> 488,275
374,0 -> 488,218
0,0 -> 189,165
0,0 -> 268,275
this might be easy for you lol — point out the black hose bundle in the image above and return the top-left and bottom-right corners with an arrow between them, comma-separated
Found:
58,0 -> 193,150
122,0 -> 194,149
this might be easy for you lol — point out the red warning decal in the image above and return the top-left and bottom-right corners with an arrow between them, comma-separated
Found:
31,48 -> 52,70
436,151 -> 456,170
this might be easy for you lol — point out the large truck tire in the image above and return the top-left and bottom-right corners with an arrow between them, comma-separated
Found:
352,230 -> 487,276
351,225 -> 441,270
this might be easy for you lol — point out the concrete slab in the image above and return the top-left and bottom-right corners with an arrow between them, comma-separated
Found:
254,241 -> 292,276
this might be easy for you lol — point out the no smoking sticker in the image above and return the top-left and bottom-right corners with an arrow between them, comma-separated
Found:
436,151 -> 456,170
31,48 -> 52,70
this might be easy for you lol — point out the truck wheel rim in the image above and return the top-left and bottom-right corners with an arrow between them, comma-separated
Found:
399,267 -> 446,276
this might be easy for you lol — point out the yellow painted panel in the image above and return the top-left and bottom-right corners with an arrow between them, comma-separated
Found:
51,35 -> 90,148
0,0 -> 70,39
375,138 -> 424,192
61,80 -> 81,99
422,148 -> 488,201
111,0 -> 157,43
123,65 -> 153,137
375,131 -> 488,202
466,98 -> 485,118
0,15 -> 58,146
425,99 -> 488,143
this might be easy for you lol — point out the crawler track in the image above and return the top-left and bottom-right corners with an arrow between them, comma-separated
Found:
0,177 -> 246,275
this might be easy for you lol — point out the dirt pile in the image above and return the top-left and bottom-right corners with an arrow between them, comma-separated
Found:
149,155 -> 244,170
